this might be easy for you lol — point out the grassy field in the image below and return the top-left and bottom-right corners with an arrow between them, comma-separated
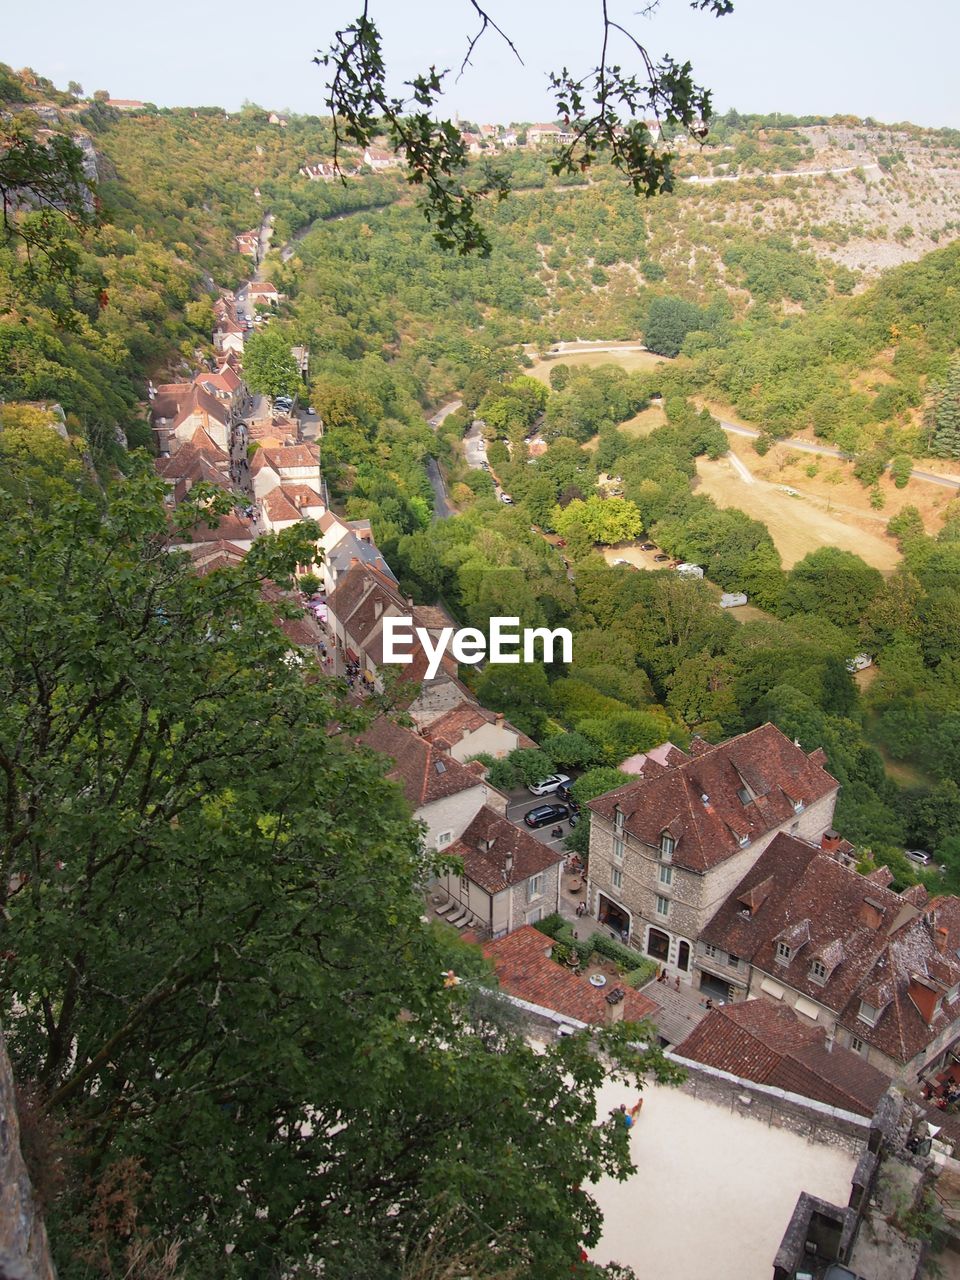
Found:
525,346 -> 668,385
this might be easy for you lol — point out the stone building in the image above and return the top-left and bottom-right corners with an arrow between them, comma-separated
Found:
585,724 -> 839,981
700,833 -> 960,1083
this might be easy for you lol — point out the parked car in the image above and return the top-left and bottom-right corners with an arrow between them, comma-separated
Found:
499,493 -> 514,504
640,543 -> 656,551
307,406 -> 317,415
527,773 -> 572,797
845,653 -> 873,673
524,803 -> 570,829
654,553 -> 670,562
612,558 -> 631,566
905,849 -> 932,866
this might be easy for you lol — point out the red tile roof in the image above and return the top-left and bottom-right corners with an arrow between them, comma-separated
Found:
675,999 -> 889,1116
261,489 -> 302,524
452,806 -> 565,893
358,718 -> 485,809
588,724 -> 838,872
704,834 -> 960,1067
260,444 -> 320,470
483,926 -> 660,1026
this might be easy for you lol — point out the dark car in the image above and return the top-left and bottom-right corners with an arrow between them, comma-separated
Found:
524,803 -> 570,829
556,784 -> 580,810
640,543 -> 656,551
654,553 -> 670,562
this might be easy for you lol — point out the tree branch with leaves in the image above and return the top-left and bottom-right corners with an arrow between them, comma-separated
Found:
317,0 -> 734,253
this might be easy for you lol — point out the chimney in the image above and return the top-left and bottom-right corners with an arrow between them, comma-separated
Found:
936,927 -> 949,956
858,899 -> 884,930
821,829 -> 842,855
504,850 -> 513,877
495,713 -> 505,726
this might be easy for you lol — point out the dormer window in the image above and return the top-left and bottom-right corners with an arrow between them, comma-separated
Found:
738,834 -> 750,848
614,806 -> 624,832
776,941 -> 792,964
737,787 -> 751,806
659,832 -> 675,861
858,1000 -> 878,1026
810,959 -> 828,983
793,799 -> 805,813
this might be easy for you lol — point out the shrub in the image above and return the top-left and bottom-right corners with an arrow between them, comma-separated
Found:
590,932 -> 644,969
623,960 -> 659,988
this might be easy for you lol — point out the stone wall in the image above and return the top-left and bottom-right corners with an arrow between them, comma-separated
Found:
0,1026 -> 56,1280
667,1051 -> 871,1154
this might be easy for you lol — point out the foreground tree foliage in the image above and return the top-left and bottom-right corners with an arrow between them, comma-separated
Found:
0,461 -> 674,1278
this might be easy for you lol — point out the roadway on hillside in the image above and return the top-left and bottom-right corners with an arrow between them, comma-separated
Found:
425,399 -> 463,520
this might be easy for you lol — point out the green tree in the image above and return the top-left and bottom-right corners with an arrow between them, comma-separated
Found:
928,358 -> 960,458
0,466 -> 677,1278
243,327 -> 302,399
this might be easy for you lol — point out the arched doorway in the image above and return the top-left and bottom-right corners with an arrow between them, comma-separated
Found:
677,940 -> 690,971
646,928 -> 670,963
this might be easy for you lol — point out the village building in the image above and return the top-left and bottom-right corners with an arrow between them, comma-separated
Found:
585,725 -> 839,979
357,718 -> 506,851
674,997 -> 890,1117
698,832 -> 960,1083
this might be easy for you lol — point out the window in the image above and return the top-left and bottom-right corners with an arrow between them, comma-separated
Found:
612,867 -> 623,890
776,942 -> 792,963
460,875 -> 469,893
737,834 -> 750,848
659,833 -> 675,860
655,895 -> 670,918
613,837 -> 624,863
728,953 -> 740,971
614,806 -> 624,832
858,1001 -> 878,1026
527,874 -> 543,901
737,786 -> 751,806
658,864 -> 673,886
793,800 -> 805,813
703,943 -> 718,959
437,831 -> 452,847
810,960 -> 827,982
850,1036 -> 865,1055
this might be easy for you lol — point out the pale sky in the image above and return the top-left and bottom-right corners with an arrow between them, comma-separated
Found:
6,0 -> 960,130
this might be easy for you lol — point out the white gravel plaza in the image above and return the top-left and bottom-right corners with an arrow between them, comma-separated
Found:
588,1077 -> 859,1279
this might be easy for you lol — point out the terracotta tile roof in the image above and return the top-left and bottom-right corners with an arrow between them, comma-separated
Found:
261,489 -> 302,523
250,450 -> 280,478
170,512 -> 254,546
279,484 -> 324,511
588,724 -> 839,872
675,1000 -> 889,1117
170,385 -> 231,431
620,742 -> 690,777
185,541 -> 248,574
151,382 -> 193,422
358,718 -> 484,809
260,444 -> 320,470
483,926 -> 660,1026
452,806 -> 565,893
704,835 -> 960,1066
424,702 -> 497,741
247,281 -> 278,295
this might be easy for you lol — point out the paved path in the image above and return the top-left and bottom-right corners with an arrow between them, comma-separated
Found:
727,450 -> 755,484
463,420 -> 487,470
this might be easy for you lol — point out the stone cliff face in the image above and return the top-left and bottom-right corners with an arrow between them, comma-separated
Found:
0,1027 -> 56,1280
